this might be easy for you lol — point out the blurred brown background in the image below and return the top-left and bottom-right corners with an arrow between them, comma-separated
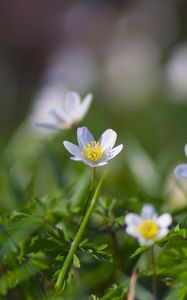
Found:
1,0 -> 187,140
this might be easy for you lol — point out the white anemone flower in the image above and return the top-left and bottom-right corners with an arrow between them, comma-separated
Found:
63,127 -> 123,167
125,204 -> 172,246
175,145 -> 187,179
36,91 -> 92,130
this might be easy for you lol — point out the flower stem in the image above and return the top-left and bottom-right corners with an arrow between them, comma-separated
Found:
91,167 -> 96,190
55,171 -> 105,293
78,168 -> 96,225
85,168 -> 96,207
151,246 -> 157,300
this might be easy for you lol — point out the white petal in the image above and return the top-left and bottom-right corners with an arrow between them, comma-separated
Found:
49,107 -> 70,123
125,213 -> 141,227
77,127 -> 94,149
184,144 -> 187,156
138,236 -> 154,246
94,161 -> 108,167
126,226 -> 140,238
175,164 -> 187,179
157,228 -> 169,239
65,92 -> 80,112
79,159 -> 96,167
107,144 -> 123,160
141,204 -> 157,220
35,122 -> 60,130
99,129 -> 117,150
63,141 -> 82,159
77,94 -> 92,120
157,214 -> 172,228
78,158 -> 108,168
70,156 -> 82,161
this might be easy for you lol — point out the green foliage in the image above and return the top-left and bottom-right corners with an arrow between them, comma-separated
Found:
1,105 -> 187,299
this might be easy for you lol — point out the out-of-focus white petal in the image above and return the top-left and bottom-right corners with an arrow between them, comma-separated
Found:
175,164 -> 187,178
137,237 -> 154,246
126,226 -> 141,238
184,144 -> 187,156
34,90 -> 91,132
65,92 -> 80,112
157,213 -> 172,227
141,204 -> 157,220
35,122 -> 60,130
125,213 -> 141,227
37,106 -> 72,129
49,107 -> 70,123
63,141 -> 82,159
157,228 -> 169,239
99,129 -> 117,150
108,144 -> 123,160
77,127 -> 94,149
77,94 -> 93,120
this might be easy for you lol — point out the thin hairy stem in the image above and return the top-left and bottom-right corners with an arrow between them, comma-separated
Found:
55,171 -> 105,293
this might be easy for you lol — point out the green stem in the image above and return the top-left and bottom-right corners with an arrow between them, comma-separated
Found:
151,246 -> 157,300
91,167 -> 96,192
55,171 -> 105,293
80,168 -> 96,223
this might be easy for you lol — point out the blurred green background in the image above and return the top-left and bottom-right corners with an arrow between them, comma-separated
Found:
1,0 -> 187,210
1,0 -> 187,299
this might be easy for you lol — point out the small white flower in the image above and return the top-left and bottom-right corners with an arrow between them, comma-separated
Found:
125,204 -> 172,246
36,91 -> 92,130
63,127 -> 123,167
175,144 -> 187,179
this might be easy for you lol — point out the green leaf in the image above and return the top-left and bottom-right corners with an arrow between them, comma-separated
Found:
96,244 -> 108,251
130,245 -> 148,258
55,254 -> 64,262
73,254 -> 80,268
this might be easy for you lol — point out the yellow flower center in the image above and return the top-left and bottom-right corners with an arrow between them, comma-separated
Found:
81,141 -> 104,162
138,220 -> 158,240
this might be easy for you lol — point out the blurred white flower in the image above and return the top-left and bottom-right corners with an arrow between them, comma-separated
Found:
166,44 -> 187,100
125,204 -> 172,246
29,84 -> 67,135
175,144 -> 187,179
36,91 -> 92,130
163,172 -> 187,211
63,127 -> 123,167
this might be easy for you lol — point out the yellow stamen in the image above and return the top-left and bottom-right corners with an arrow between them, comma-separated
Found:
138,220 -> 158,240
81,140 -> 104,162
